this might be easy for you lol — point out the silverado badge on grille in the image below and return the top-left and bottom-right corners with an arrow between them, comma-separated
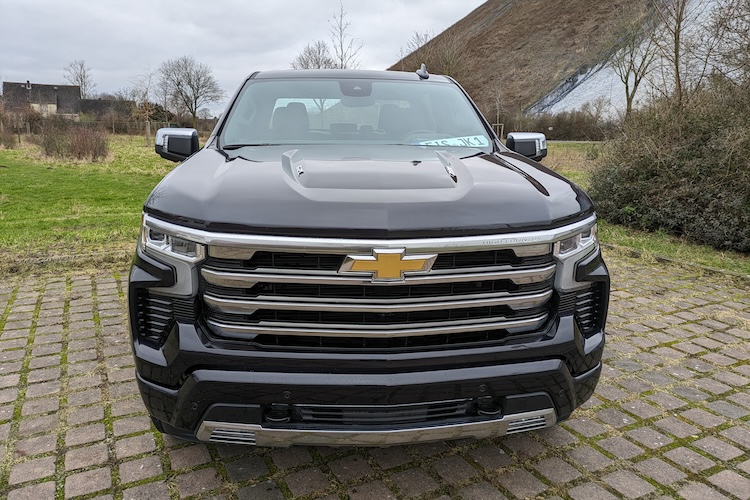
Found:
340,249 -> 438,282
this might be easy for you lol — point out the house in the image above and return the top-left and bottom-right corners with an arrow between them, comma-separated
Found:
1,81 -> 81,117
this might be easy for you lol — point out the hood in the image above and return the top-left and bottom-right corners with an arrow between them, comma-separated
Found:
145,145 -> 593,238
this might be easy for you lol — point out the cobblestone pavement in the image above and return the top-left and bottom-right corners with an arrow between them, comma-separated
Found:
1,250 -> 750,499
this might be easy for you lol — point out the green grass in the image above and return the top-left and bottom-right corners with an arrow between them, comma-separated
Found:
546,141 -> 750,277
0,135 -> 175,275
0,137 -> 748,277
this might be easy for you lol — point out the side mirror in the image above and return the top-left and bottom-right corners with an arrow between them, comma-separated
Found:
506,132 -> 547,161
155,128 -> 199,162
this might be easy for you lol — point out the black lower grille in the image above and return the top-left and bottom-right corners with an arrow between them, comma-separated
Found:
575,283 -> 605,336
293,399 -> 472,426
134,291 -> 174,346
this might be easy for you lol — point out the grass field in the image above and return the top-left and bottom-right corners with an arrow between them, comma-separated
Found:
0,135 -> 175,275
0,137 -> 748,277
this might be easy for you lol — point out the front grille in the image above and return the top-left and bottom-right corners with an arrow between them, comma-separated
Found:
200,244 -> 556,350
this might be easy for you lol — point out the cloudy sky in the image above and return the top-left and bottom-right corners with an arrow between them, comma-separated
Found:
1,0 -> 485,113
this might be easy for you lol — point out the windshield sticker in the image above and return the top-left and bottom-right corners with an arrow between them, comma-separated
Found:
416,135 -> 490,148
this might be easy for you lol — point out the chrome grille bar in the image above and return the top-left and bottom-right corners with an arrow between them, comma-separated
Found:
202,264 -> 555,287
207,314 -> 548,339
204,290 -> 553,314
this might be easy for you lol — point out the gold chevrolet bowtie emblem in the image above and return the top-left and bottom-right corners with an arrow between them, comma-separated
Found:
340,249 -> 437,282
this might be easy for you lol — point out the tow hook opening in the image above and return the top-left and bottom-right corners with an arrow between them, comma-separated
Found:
264,404 -> 291,424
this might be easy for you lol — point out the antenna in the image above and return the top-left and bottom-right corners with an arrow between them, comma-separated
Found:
416,63 -> 429,80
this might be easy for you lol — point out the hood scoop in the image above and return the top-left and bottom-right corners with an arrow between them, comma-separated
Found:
281,148 -> 468,191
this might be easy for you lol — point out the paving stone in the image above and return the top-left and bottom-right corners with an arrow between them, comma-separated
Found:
646,392 -> 688,411
708,470 -> 750,500
597,408 -> 636,428
8,455 -> 56,485
122,481 -> 170,500
565,417 -> 607,437
176,467 -> 223,497
502,433 -> 546,458
664,447 -> 716,473
602,470 -> 655,498
432,455 -> 478,483
533,457 -> 582,483
707,401 -> 750,419
65,467 -> 112,497
169,444 -> 211,469
368,446 -> 414,469
65,442 -> 110,471
567,445 -> 613,471
536,425 -> 578,447
13,434 -> 57,457
7,481 -> 56,500
569,482 -> 619,500
328,454 -> 374,483
626,427 -> 673,449
677,482 -> 730,500
66,422 -> 106,446
225,455 -> 270,483
468,444 -> 512,470
67,404 -> 105,425
621,400 -> 662,419
654,416 -> 700,439
270,446 -> 312,469
21,396 -> 58,416
284,467 -> 332,498
119,455 -> 163,484
597,436 -> 644,459
115,433 -> 156,459
237,480 -> 285,500
457,481 -> 507,500
635,457 -> 687,485
18,414 -> 58,436
496,468 -> 547,498
693,436 -> 744,461
411,440 -> 450,457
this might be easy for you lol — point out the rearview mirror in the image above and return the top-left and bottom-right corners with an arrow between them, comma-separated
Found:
155,128 -> 199,162
506,132 -> 547,161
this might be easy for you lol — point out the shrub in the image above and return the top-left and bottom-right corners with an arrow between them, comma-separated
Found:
37,119 -> 110,161
589,77 -> 750,252
38,117 -> 70,157
69,126 -> 109,161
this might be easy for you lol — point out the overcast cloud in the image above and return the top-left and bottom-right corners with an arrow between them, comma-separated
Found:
1,0 -> 484,113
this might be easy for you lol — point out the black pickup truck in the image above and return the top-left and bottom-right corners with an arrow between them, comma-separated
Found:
129,69 -> 609,446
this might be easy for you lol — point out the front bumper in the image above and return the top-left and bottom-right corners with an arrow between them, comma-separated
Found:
132,315 -> 603,446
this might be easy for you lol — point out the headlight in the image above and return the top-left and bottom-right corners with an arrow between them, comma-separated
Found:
554,224 -> 598,258
141,216 -> 205,262
553,222 -> 599,291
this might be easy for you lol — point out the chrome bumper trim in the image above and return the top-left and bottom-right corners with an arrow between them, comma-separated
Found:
195,408 -> 557,447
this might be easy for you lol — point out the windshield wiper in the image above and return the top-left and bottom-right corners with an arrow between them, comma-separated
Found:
222,143 -> 280,150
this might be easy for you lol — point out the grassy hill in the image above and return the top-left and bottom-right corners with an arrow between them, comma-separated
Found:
390,0 -> 649,116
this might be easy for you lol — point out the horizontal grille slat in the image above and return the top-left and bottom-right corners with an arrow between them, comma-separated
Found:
296,400 -> 470,426
201,245 -> 555,349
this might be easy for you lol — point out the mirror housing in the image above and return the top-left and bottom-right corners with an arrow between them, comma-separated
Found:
506,132 -> 548,161
155,128 -> 199,162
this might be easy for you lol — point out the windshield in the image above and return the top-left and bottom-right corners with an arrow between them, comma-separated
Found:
220,77 -> 493,151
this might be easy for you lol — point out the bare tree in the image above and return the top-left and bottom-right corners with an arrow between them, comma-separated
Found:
64,60 -> 96,99
328,1 -> 363,69
712,0 -> 750,81
130,71 -> 159,146
608,5 -> 659,117
653,0 -> 723,106
291,40 -> 336,69
398,31 -> 434,70
158,56 -> 224,128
